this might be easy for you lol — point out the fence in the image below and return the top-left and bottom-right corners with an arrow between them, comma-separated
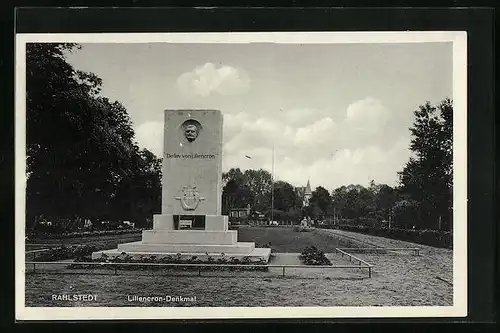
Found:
334,248 -> 374,277
25,248 -> 51,261
336,247 -> 421,256
25,260 -> 373,278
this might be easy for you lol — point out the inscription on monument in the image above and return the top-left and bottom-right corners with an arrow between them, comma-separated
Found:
165,153 -> 216,159
179,219 -> 193,229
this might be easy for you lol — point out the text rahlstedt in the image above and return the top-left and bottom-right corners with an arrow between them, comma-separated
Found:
52,294 -> 97,301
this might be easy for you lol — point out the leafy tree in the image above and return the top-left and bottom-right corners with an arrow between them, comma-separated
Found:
272,180 -> 298,212
391,199 -> 419,229
338,185 -> 371,219
398,99 -> 453,230
374,184 -> 399,220
331,186 -> 348,219
243,169 -> 272,212
26,43 -> 152,230
309,186 -> 331,218
111,149 -> 162,227
331,182 -> 399,223
222,168 -> 252,214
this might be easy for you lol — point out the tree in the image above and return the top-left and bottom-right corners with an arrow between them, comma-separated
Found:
391,199 -> 419,229
243,169 -> 272,212
309,186 -> 331,218
331,186 -> 348,220
398,99 -> 453,230
374,184 -> 399,220
111,149 -> 162,227
26,43 -> 140,229
273,180 -> 299,212
222,168 -> 252,215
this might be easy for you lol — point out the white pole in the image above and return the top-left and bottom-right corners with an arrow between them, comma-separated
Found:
271,142 -> 275,225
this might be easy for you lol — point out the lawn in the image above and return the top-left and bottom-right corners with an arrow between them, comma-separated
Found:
236,226 -> 360,252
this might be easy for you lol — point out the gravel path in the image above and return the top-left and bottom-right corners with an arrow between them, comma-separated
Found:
318,229 -> 453,282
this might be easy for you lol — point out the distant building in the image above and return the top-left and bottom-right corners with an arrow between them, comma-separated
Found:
230,204 -> 251,218
295,180 -> 312,207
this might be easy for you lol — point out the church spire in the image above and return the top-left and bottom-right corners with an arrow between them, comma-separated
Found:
305,179 -> 311,194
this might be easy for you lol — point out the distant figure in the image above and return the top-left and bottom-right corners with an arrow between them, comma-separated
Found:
307,216 -> 312,227
84,219 -> 93,229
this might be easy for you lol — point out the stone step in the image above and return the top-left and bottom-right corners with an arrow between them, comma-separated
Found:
142,230 -> 237,245
116,241 -> 255,254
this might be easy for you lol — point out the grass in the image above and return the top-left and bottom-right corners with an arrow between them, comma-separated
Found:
237,226 -> 360,252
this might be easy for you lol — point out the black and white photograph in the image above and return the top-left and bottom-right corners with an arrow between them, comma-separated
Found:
15,31 -> 467,320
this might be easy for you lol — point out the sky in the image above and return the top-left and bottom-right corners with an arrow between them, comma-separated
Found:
64,42 -> 452,192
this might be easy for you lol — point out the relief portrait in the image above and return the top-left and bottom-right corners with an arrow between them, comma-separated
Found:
182,119 -> 202,142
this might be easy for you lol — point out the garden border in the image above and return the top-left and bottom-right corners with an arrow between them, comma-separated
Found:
25,260 -> 374,278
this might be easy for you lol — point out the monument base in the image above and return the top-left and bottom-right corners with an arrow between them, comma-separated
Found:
91,214 -> 271,263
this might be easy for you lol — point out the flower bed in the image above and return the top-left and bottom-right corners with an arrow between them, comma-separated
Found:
31,244 -> 100,261
67,253 -> 269,271
299,246 -> 332,266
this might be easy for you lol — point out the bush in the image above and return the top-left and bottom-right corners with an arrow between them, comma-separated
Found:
299,246 -> 332,265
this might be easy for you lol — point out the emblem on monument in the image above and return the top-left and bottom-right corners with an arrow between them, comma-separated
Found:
175,185 -> 205,210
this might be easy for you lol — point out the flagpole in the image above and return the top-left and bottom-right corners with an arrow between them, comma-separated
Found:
271,141 -> 275,225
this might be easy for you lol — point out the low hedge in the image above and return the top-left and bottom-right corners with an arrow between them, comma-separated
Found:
27,228 -> 143,240
333,225 -> 452,248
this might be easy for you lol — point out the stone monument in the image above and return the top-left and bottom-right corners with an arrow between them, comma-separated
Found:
92,110 -> 271,262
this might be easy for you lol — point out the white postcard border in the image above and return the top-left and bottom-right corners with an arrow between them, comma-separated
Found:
15,31 -> 468,320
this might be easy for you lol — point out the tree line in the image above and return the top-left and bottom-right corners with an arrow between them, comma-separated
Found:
222,99 -> 453,231
26,43 -> 452,233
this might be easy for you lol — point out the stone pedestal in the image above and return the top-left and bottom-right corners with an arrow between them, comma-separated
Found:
92,214 -> 270,261
92,110 -> 271,263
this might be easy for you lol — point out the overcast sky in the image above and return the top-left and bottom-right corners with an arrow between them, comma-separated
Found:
65,42 -> 452,192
